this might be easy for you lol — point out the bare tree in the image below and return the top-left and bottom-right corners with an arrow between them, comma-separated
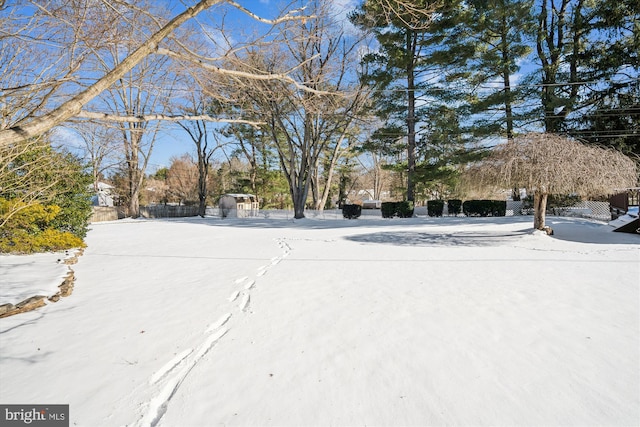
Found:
63,122 -> 121,192
166,154 -> 199,205
0,0 -> 313,147
357,151 -> 393,201
79,1 -> 178,218
465,133 -> 638,232
226,1 -> 370,218
176,94 -> 229,216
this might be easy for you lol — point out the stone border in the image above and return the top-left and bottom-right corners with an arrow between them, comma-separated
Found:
0,249 -> 84,318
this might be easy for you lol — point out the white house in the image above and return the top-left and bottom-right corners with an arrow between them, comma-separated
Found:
90,182 -> 115,207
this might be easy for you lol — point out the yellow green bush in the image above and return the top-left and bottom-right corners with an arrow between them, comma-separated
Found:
0,198 -> 86,254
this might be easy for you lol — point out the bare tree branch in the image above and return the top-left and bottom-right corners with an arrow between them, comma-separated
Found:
0,0 -> 314,148
155,47 -> 334,96
225,1 -> 311,25
76,110 -> 263,127
0,0 -> 224,147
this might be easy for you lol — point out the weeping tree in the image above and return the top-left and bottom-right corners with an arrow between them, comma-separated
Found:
466,133 -> 637,232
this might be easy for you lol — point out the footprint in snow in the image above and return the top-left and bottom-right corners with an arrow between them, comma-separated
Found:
239,293 -> 250,312
228,290 -> 240,302
205,313 -> 232,333
148,349 -> 193,385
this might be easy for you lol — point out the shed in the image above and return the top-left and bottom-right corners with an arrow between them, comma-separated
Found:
218,194 -> 259,218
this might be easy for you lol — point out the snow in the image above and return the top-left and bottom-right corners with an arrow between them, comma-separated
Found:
1,215 -> 638,426
0,252 -> 72,305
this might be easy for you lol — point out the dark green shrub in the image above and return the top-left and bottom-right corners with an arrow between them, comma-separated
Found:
0,198 -> 86,254
492,200 -> 507,216
381,201 -> 414,218
2,140 -> 92,239
381,202 -> 397,218
427,200 -> 444,217
447,199 -> 462,216
342,204 -> 362,219
396,201 -> 414,218
463,200 -> 507,217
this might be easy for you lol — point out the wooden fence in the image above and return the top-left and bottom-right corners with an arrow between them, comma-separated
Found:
90,207 -> 126,223
140,205 -> 199,218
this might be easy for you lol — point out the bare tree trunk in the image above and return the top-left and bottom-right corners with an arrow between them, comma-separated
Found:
129,184 -> 141,219
406,29 -> 417,204
500,16 -> 514,141
292,176 -> 310,219
533,192 -> 548,230
311,167 -> 321,210
317,132 -> 349,210
197,155 -> 208,218
126,132 -> 145,219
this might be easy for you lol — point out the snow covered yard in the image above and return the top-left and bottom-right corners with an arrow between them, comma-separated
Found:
1,215 -> 638,426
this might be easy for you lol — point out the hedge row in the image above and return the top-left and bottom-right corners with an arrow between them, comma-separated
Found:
381,201 -> 414,218
343,199 -> 505,219
426,199 -> 463,216
425,199 -> 505,217
462,200 -> 507,217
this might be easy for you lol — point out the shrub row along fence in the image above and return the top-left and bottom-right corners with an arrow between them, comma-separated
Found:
425,199 -> 610,220
344,199 -> 611,220
91,200 -> 612,223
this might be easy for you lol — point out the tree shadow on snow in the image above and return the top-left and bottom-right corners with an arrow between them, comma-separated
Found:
161,214 -> 531,231
344,230 -> 530,247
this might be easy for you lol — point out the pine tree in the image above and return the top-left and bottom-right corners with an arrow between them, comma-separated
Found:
350,0 -> 442,203
532,0 -> 639,143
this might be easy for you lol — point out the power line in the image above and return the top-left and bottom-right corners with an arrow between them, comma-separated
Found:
373,77 -> 640,93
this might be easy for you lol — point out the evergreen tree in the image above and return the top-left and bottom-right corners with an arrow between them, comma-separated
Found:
532,0 -> 639,143
1,137 -> 92,239
462,0 -> 535,140
575,80 -> 640,156
350,0 -> 442,203
565,0 -> 640,154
